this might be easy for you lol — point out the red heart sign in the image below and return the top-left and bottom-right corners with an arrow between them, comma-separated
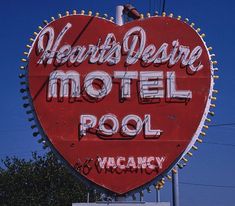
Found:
23,13 -> 215,195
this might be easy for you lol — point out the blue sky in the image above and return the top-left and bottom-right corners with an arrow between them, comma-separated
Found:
0,0 -> 235,205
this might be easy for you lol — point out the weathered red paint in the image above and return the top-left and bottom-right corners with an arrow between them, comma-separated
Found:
28,15 -> 211,194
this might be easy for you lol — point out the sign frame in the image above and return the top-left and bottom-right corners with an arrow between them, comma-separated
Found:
19,10 -> 218,196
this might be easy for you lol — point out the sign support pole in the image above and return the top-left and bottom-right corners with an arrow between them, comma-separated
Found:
116,5 -> 124,26
87,192 -> 90,203
172,168 -> 180,206
156,189 -> 160,202
140,192 -> 144,202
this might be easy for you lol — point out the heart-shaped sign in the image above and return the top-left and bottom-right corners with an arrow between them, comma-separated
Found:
21,12 -> 216,195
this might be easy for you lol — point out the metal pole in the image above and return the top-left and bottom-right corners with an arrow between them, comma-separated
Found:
172,168 -> 180,206
94,190 -> 96,202
140,192 -> 144,202
116,5 -> 124,26
87,192 -> 90,203
156,189 -> 160,202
